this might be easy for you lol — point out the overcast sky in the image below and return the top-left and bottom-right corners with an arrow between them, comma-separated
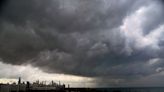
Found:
0,0 -> 164,87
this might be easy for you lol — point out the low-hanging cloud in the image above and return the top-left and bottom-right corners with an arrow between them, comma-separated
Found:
0,0 -> 164,86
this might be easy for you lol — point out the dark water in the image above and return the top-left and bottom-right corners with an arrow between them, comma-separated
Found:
95,87 -> 164,92
8,87 -> 164,92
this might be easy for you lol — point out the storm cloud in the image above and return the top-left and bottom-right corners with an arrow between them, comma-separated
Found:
0,0 -> 164,86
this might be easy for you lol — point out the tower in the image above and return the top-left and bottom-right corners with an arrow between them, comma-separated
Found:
18,77 -> 21,84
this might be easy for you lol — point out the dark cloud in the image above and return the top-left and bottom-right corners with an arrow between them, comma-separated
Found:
0,0 -> 7,12
0,0 -> 164,86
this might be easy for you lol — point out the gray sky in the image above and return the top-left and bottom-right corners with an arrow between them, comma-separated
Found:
0,0 -> 164,87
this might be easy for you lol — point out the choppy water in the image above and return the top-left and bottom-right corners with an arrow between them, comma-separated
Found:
96,87 -> 164,92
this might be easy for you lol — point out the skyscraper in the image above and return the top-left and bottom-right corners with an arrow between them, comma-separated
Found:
18,77 -> 21,84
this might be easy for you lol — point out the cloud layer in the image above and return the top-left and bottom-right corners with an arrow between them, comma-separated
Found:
0,0 -> 164,86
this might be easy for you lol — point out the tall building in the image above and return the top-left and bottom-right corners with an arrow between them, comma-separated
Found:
18,77 -> 21,84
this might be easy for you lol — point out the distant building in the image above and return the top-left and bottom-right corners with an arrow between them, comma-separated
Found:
0,77 -> 65,92
18,77 -> 21,84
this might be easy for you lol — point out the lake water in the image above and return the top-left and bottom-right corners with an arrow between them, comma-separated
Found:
95,87 -> 164,92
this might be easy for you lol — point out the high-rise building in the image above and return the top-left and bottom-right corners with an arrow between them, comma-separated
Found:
18,77 -> 21,84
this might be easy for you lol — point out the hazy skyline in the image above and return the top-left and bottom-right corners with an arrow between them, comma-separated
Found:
0,0 -> 164,87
